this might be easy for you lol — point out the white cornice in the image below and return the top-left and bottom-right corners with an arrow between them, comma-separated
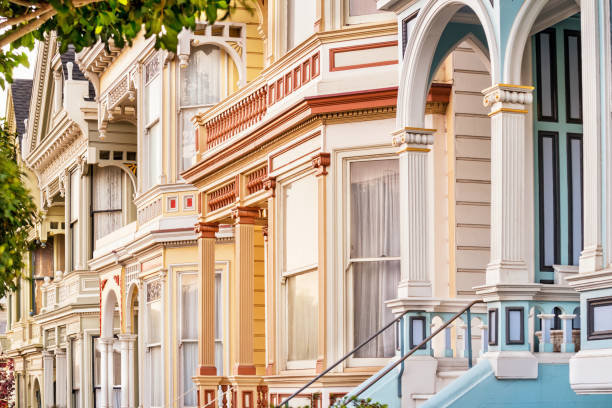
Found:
566,269 -> 612,292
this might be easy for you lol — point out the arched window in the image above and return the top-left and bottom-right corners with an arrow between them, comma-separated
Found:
180,45 -> 221,107
179,45 -> 222,172
553,307 -> 562,330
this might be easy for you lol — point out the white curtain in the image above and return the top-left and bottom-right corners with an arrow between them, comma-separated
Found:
350,159 -> 400,358
180,45 -> 221,107
180,108 -> 198,172
93,166 -> 123,243
287,271 -> 318,361
150,346 -> 163,407
181,274 -> 198,407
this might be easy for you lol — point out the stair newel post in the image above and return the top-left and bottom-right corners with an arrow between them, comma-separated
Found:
467,308 -> 473,368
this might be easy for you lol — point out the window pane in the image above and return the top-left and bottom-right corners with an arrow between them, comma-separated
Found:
349,0 -> 384,16
566,32 -> 582,121
350,159 -> 400,259
72,339 -> 81,389
412,318 -> 424,344
539,133 -> 558,267
93,166 -> 123,242
70,170 -> 80,222
489,311 -> 497,344
71,221 -> 79,269
180,110 -> 197,172
353,260 -> 400,357
537,31 -> 556,119
569,136 -> 583,265
287,271 -> 318,361
145,75 -> 161,124
593,305 -> 612,332
180,45 -> 221,106
93,338 -> 101,386
283,175 -> 317,271
148,300 -> 161,344
150,346 -> 163,407
286,0 -> 316,50
508,310 -> 522,342
145,122 -> 162,191
214,271 -> 222,341
215,340 -> 223,377
182,342 -> 198,407
181,274 -> 198,340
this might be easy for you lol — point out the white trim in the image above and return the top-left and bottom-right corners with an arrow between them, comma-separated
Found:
342,0 -> 395,26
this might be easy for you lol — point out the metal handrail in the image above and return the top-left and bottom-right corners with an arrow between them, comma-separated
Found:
278,308 -> 411,407
351,299 -> 485,400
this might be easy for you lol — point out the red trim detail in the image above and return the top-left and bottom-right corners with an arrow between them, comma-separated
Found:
329,41 -> 398,72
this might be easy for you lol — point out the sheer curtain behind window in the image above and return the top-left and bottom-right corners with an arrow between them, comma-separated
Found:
72,339 -> 80,408
350,159 -> 400,358
92,166 -> 123,243
181,45 -> 221,106
181,273 -> 198,407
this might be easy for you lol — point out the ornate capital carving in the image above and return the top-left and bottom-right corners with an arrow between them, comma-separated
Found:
263,176 -> 276,197
391,127 -> 435,152
232,206 -> 260,225
482,83 -> 534,108
311,152 -> 331,176
194,220 -> 219,239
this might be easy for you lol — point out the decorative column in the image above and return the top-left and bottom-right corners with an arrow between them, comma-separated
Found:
55,349 -> 67,408
538,314 -> 554,353
391,127 -> 435,298
481,84 -> 533,284
195,220 -> 219,375
53,69 -> 63,113
78,159 -> 91,270
98,337 -> 113,408
263,177 -> 276,376
118,334 -> 138,408
63,169 -> 71,273
232,206 -> 260,375
480,324 -> 488,357
312,152 -> 330,373
42,350 -> 54,408
560,314 -> 576,353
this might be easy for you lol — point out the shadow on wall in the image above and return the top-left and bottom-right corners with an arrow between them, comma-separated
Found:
422,360 -> 612,408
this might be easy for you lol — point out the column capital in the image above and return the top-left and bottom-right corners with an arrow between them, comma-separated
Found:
537,313 -> 555,320
117,333 -> 138,342
559,314 -> 577,320
482,83 -> 534,112
195,219 -> 219,239
98,336 -> 115,345
391,127 -> 435,153
232,206 -> 260,224
311,152 -> 331,176
263,176 -> 276,197
54,348 -> 67,356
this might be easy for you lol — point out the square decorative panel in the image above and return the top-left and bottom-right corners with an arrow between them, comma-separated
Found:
167,196 -> 178,212
183,194 -> 195,211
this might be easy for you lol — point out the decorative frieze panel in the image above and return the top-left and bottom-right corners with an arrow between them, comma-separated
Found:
207,178 -> 238,212
99,69 -> 138,139
39,131 -> 86,190
246,166 -> 268,195
146,279 -> 161,302
126,263 -> 140,284
137,198 -> 162,225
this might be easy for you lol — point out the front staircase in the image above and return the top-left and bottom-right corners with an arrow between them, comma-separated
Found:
411,358 -> 471,407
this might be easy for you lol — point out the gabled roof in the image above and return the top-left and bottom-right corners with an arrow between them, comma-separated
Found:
10,79 -> 33,140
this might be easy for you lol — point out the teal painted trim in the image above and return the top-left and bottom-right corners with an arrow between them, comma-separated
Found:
532,300 -> 580,315
532,16 -> 583,283
580,288 -> 612,350
346,358 -> 401,408
428,23 -> 488,85
498,0 -> 524,80
423,363 -> 612,408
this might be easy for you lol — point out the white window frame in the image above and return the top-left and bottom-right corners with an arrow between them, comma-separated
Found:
144,278 -> 163,408
177,271 -> 198,408
142,53 -> 163,192
336,148 -> 399,368
343,0 -> 395,26
277,169 -> 319,370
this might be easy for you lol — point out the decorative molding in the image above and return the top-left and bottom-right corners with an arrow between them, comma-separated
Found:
263,176 -> 276,198
245,165 -> 268,195
207,178 -> 238,213
311,152 -> 331,176
194,220 -> 219,239
482,83 -> 534,107
232,206 -> 259,225
391,127 -> 435,147
329,41 -> 397,72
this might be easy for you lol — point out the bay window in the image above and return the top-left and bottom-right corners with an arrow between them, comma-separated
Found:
179,45 -> 222,172
146,279 -> 162,408
92,166 -> 123,243
348,158 -> 400,359
143,55 -> 162,191
281,173 -> 318,368
179,272 -> 198,408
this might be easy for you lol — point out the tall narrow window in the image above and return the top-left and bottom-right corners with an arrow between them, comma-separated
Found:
143,55 -> 162,191
146,280 -> 162,407
535,28 -> 558,121
179,272 -> 198,408
72,338 -> 80,408
92,166 -> 122,244
401,11 -> 418,56
568,134 -> 583,265
564,30 -> 582,123
93,336 -> 101,408
179,45 -> 222,172
286,0 -> 316,51
538,132 -> 559,271
349,158 -> 400,358
214,266 -> 224,375
70,169 -> 80,270
281,174 -> 318,368
112,340 -> 121,408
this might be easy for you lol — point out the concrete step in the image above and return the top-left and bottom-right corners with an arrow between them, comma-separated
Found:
412,394 -> 435,407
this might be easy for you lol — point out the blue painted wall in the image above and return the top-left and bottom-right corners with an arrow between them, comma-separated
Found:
422,361 -> 612,408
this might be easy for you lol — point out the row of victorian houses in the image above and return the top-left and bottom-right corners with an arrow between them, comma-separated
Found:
2,0 -> 612,407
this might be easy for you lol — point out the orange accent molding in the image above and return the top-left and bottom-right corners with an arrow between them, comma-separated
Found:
235,364 -> 257,375
198,365 -> 217,376
232,206 -> 260,225
194,221 -> 219,239
312,152 -> 331,176
329,41 -> 398,72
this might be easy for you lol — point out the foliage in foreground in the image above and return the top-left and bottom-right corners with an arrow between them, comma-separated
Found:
0,123 -> 37,301
0,358 -> 15,408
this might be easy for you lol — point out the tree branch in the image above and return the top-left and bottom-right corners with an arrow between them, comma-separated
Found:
0,9 -> 55,49
0,5 -> 52,31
